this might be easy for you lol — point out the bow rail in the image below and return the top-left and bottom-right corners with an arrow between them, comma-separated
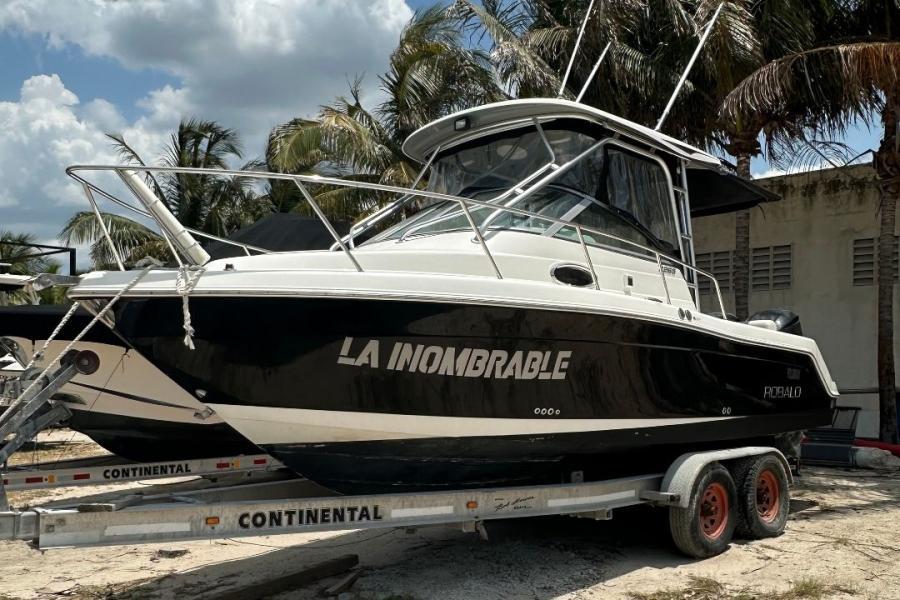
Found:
65,164 -> 727,317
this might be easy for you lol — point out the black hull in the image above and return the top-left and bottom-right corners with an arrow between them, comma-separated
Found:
104,296 -> 835,493
66,411 -> 260,462
260,414 -> 811,494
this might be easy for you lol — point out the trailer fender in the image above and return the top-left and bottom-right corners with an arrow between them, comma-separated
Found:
661,447 -> 791,509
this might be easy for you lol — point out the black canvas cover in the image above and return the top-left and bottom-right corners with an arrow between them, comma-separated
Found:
207,213 -> 351,259
686,168 -> 780,217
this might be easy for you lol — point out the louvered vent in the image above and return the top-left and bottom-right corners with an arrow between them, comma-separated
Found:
854,236 -> 900,285
751,247 -> 771,290
852,238 -> 875,286
772,245 -> 792,289
751,245 -> 792,291
695,251 -> 731,294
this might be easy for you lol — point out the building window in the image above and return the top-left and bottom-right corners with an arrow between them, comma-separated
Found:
853,236 -> 900,286
752,245 -> 792,290
696,251 -> 732,294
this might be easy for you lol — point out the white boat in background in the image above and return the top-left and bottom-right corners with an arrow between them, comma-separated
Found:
1,304 -> 260,460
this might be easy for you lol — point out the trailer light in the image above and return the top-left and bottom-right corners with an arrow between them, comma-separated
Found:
216,462 -> 230,469
73,473 -> 91,481
25,476 -> 43,484
253,458 -> 267,465
466,501 -> 478,510
205,516 -> 220,526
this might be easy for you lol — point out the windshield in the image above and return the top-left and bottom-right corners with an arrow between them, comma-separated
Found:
370,121 -> 679,257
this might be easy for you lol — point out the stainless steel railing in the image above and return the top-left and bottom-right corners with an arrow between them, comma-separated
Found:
65,164 -> 727,317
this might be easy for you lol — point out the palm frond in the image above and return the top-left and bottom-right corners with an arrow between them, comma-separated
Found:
59,211 -> 162,269
0,230 -> 54,274
721,42 -> 900,135
105,132 -> 167,200
266,118 -> 326,173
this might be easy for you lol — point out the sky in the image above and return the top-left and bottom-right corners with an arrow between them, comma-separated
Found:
0,0 -> 883,272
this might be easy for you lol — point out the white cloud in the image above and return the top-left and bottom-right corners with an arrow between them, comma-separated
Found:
0,75 -> 116,216
0,0 -> 414,155
0,0 -> 414,265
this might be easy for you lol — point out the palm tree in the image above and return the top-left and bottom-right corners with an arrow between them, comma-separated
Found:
266,5 -> 504,222
722,4 -> 900,442
61,119 -> 271,268
0,231 -> 54,275
0,231 -> 56,306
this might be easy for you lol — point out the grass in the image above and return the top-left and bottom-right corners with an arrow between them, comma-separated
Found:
628,576 -> 855,600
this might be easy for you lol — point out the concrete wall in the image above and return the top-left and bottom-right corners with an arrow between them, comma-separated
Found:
691,164 -> 899,437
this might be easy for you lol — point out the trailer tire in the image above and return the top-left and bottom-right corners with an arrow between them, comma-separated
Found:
669,463 -> 736,558
733,454 -> 789,539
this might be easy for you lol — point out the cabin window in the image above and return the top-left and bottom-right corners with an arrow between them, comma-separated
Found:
601,149 -> 678,253
371,120 -> 680,258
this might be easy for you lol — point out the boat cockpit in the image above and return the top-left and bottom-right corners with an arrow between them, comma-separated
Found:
368,118 -> 683,262
351,102 -> 777,276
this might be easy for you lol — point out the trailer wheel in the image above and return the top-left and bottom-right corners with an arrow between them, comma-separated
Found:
669,463 -> 736,558
733,454 -> 789,539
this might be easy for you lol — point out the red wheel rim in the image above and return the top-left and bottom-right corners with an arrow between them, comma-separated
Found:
700,482 -> 729,540
756,470 -> 781,523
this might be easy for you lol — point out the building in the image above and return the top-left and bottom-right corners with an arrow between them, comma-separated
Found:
691,164 -> 899,438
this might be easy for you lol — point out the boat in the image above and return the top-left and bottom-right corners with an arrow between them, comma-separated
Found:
65,98 -> 838,493
0,214 -> 345,461
0,273 -> 39,306
0,304 -> 260,461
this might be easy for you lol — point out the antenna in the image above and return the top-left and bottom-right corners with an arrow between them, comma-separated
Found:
654,2 -> 724,131
558,0 -> 597,98
575,41 -> 611,103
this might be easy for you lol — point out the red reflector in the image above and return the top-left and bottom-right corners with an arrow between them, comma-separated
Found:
2,479 -> 8,485
216,462 -> 230,469
25,476 -> 44,484
253,458 -> 266,465
73,473 -> 91,480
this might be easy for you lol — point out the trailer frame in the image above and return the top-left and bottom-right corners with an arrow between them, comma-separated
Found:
0,446 -> 788,555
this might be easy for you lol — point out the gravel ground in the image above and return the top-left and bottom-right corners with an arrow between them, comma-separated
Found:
0,432 -> 897,600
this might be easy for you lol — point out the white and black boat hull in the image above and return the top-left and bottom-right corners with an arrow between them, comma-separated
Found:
1,305 -> 259,461
106,296 -> 835,493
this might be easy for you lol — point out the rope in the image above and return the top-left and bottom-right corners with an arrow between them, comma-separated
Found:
175,266 -> 204,350
22,301 -> 82,371
0,267 -> 152,430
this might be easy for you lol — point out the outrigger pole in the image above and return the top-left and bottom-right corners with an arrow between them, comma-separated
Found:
558,0 -> 596,98
654,2 -> 724,131
575,41 -> 612,103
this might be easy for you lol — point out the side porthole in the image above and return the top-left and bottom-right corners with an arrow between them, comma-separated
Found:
551,264 -> 594,288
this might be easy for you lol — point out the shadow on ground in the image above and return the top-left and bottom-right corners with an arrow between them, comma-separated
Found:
49,466 -> 900,600
89,505 -> 701,600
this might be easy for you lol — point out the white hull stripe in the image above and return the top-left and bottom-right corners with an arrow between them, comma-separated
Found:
206,405 -> 739,445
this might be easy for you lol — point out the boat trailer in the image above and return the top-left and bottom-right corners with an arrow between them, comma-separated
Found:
0,445 -> 790,557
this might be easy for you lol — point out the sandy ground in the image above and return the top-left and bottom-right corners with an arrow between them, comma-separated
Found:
0,432 -> 898,600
